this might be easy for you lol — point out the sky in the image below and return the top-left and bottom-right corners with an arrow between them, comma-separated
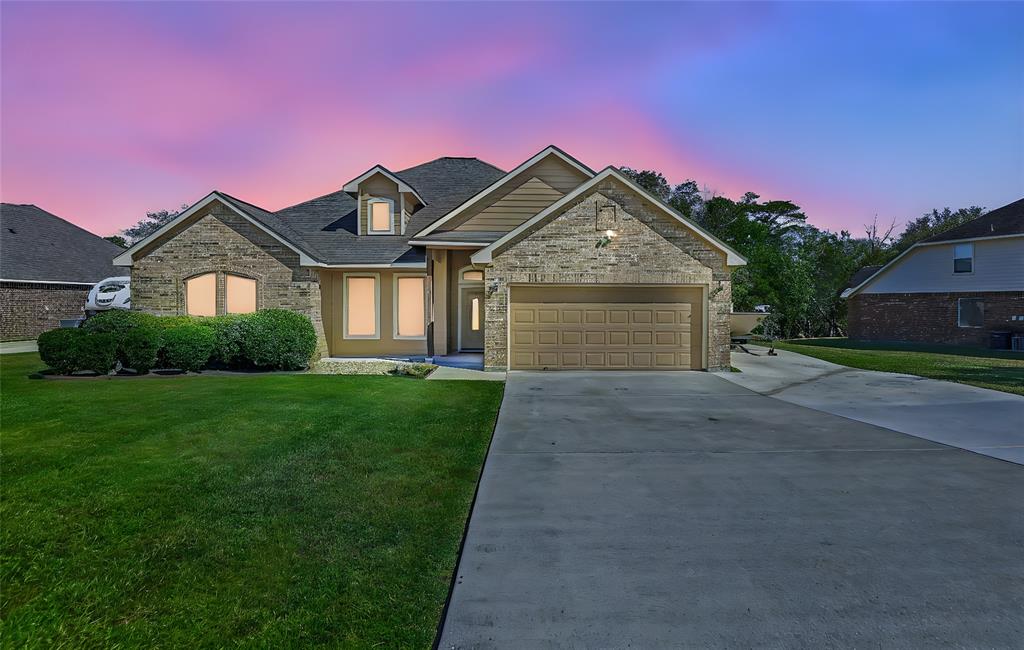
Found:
1,1 -> 1021,237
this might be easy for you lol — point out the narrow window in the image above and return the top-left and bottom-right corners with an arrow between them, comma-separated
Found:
957,298 -> 983,328
953,243 -> 973,274
471,297 -> 480,331
225,275 -> 257,314
345,275 -> 378,338
395,276 -> 426,338
186,273 -> 216,317
462,270 -> 484,282
368,199 -> 393,233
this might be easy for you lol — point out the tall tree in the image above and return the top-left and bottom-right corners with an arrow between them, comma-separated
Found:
121,204 -> 189,244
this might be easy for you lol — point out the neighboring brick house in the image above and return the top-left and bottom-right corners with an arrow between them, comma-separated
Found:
843,198 -> 1024,347
0,204 -> 123,340
115,146 -> 746,371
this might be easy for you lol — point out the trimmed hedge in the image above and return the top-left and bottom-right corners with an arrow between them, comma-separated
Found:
40,309 -> 319,375
38,328 -> 117,375
239,309 -> 318,370
161,325 -> 216,372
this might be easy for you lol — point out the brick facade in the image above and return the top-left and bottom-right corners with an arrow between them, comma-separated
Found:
483,178 -> 733,371
848,291 -> 1024,346
0,282 -> 91,340
130,200 -> 328,357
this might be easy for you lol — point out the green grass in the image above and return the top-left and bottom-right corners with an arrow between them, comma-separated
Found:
0,353 -> 503,648
773,338 -> 1024,396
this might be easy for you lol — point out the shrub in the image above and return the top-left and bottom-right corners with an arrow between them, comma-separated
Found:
75,333 -> 118,374
38,328 -> 84,374
160,325 -> 216,372
81,310 -> 157,335
121,326 -> 161,373
205,315 -> 246,367
237,309 -> 317,370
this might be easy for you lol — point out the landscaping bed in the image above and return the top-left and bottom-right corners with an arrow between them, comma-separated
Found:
0,352 -> 503,647
775,338 -> 1024,396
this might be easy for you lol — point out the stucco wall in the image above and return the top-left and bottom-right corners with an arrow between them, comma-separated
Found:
129,200 -> 327,357
483,178 -> 733,371
0,282 -> 90,340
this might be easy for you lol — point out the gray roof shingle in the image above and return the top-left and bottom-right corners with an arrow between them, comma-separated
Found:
273,157 -> 505,265
1,203 -> 123,283
922,198 -> 1024,243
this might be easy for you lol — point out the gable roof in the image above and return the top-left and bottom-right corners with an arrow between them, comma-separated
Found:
1,203 -> 122,284
845,265 -> 882,291
413,145 -> 595,239
921,198 -> 1024,243
842,197 -> 1024,298
113,191 -> 322,267
341,165 -> 426,204
471,166 -> 747,266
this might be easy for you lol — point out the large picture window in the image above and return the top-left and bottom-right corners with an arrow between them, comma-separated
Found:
185,273 -> 216,317
394,275 -> 426,339
226,274 -> 257,314
344,274 -> 379,338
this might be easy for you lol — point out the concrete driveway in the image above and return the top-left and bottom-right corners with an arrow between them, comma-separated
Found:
439,371 -> 1023,648
723,346 -> 1024,465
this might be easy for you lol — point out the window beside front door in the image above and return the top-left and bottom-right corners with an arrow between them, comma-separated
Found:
953,243 -> 973,274
957,298 -> 983,328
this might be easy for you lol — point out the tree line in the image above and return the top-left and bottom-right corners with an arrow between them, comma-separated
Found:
619,167 -> 985,339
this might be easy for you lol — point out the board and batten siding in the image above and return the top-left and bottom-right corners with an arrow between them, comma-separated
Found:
451,155 -> 589,233
861,238 -> 1024,294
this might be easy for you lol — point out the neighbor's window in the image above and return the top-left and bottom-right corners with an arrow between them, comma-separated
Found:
462,269 -> 484,282
395,275 -> 426,339
953,243 -> 973,274
186,273 -> 216,317
225,274 -> 257,314
368,198 -> 393,234
345,275 -> 378,338
957,298 -> 983,328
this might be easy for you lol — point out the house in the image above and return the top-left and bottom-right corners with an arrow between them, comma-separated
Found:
843,198 -> 1024,346
0,204 -> 123,341
113,146 -> 746,371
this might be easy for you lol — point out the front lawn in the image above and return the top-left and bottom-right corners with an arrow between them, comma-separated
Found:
774,338 -> 1024,396
0,353 -> 503,648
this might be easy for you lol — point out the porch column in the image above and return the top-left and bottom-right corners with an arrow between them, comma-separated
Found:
431,249 -> 449,355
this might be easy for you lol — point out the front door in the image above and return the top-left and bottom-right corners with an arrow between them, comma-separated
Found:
459,286 -> 485,350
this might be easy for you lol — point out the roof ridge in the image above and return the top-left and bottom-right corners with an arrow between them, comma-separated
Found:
397,155 -> 505,175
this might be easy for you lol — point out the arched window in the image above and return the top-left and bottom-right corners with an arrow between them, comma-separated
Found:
225,274 -> 257,314
185,273 -> 216,317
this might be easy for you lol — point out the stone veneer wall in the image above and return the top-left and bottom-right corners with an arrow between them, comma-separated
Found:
848,291 -> 1024,346
0,282 -> 91,340
483,178 -> 733,371
130,200 -> 328,357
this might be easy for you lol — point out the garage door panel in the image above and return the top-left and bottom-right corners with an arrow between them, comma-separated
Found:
509,297 -> 701,371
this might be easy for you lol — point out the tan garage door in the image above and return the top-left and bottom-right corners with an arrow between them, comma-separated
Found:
509,287 -> 702,370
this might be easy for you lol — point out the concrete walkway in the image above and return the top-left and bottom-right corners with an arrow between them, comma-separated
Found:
0,340 -> 37,354
439,371 -> 1023,648
722,346 -> 1024,465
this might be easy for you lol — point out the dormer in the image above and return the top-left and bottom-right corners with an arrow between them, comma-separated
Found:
343,166 -> 425,235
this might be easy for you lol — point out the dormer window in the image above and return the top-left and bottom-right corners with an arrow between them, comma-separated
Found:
953,243 -> 973,274
367,197 -> 395,234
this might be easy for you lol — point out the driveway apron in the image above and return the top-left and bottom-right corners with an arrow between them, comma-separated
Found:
439,371 -> 1024,649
